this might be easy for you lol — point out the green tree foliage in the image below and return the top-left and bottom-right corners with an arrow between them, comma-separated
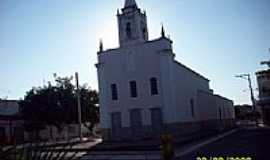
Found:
234,104 -> 252,120
20,75 -> 99,134
234,104 -> 261,120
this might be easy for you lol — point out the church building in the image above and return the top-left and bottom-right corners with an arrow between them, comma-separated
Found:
96,0 -> 235,141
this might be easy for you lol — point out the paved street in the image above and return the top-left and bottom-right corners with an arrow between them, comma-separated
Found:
80,127 -> 270,160
178,127 -> 270,160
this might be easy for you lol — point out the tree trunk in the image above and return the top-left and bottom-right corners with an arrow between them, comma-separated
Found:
49,126 -> 53,141
35,130 -> 40,142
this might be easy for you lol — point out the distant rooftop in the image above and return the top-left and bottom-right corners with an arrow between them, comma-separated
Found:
0,100 -> 20,116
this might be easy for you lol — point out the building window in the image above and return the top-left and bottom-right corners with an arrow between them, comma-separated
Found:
130,81 -> 138,98
219,108 -> 222,120
0,127 -> 5,140
190,99 -> 195,118
150,77 -> 158,95
126,22 -> 132,39
223,107 -> 226,119
262,87 -> 266,93
142,28 -> 147,39
111,84 -> 118,100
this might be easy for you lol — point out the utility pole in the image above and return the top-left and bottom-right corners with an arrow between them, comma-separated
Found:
236,74 -> 256,111
75,72 -> 82,141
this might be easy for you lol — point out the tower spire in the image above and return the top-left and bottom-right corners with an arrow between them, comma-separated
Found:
124,0 -> 137,8
161,24 -> 165,38
99,39 -> 103,52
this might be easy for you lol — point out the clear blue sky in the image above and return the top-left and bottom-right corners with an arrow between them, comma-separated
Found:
0,0 -> 269,104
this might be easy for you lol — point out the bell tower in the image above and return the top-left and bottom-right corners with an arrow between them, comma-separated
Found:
117,0 -> 149,47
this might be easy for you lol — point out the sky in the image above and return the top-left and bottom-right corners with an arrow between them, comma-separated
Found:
0,0 -> 269,105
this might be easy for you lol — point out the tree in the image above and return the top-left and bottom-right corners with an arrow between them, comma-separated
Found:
234,104 -> 252,120
234,104 -> 261,121
20,75 -> 99,140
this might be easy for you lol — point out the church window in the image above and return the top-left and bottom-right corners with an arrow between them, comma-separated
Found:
142,28 -> 147,39
141,21 -> 147,39
223,107 -> 226,118
111,84 -> 118,100
190,99 -> 195,118
262,87 -> 269,93
219,108 -> 222,120
130,81 -> 138,98
126,22 -> 132,39
150,77 -> 158,95
227,108 -> 231,118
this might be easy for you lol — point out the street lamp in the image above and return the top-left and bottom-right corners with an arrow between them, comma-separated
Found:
235,74 -> 256,111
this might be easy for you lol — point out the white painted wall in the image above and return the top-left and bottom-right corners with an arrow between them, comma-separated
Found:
214,95 -> 235,120
97,34 -> 235,130
196,90 -> 217,121
96,0 -> 235,132
166,61 -> 211,123
97,38 -> 173,128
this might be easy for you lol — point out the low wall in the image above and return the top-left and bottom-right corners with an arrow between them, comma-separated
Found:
25,124 -> 91,142
102,119 -> 235,142
262,106 -> 270,126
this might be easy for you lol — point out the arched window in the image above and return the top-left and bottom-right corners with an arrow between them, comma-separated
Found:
219,108 -> 222,120
111,84 -> 118,100
126,22 -> 132,39
150,77 -> 158,95
141,21 -> 147,39
142,28 -> 147,39
190,99 -> 195,118
130,81 -> 138,98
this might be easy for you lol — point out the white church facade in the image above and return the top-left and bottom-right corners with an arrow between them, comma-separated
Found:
96,0 -> 235,141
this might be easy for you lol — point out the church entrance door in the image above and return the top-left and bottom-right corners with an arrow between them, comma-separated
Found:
130,109 -> 143,139
151,108 -> 163,135
111,112 -> 122,140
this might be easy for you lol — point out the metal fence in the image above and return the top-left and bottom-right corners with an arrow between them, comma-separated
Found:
0,143 -> 85,160
0,144 -> 162,160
